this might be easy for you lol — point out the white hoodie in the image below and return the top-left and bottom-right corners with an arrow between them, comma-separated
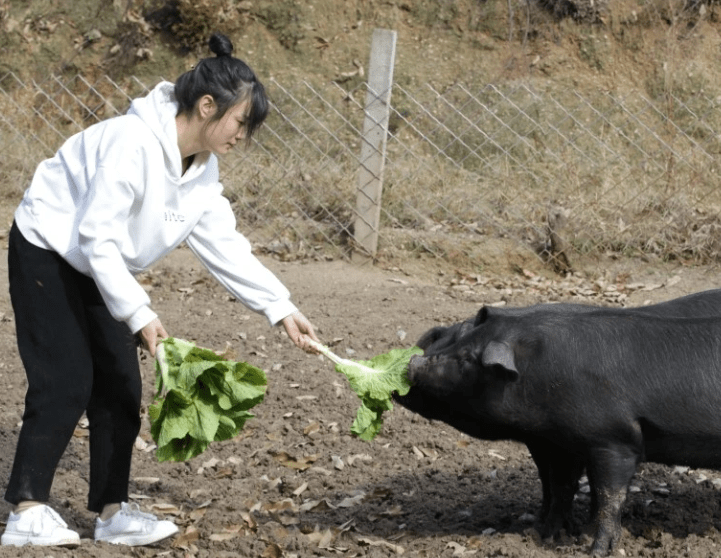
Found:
14,81 -> 298,333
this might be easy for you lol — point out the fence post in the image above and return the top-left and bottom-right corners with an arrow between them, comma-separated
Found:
353,28 -> 397,263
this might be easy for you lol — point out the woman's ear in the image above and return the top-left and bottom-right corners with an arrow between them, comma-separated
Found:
197,95 -> 216,120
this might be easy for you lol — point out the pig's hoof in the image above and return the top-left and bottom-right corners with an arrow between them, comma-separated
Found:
589,540 -> 611,556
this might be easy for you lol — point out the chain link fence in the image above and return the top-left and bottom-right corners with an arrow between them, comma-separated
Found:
2,66 -> 720,272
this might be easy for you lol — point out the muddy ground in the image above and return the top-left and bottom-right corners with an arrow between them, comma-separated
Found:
0,244 -> 720,558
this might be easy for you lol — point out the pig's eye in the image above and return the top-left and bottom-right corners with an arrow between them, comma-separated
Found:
459,346 -> 482,365
457,353 -> 481,377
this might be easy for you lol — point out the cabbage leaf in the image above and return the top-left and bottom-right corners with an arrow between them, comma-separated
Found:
149,337 -> 266,462
311,341 -> 423,441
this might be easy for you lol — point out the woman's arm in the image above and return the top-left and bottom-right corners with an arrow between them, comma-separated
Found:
185,192 -> 301,327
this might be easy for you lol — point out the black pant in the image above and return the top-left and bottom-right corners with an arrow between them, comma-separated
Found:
5,222 -> 142,513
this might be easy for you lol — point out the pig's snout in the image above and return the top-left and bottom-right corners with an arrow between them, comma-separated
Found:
407,354 -> 429,384
407,353 -> 467,394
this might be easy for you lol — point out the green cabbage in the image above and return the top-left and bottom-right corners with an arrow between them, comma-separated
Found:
149,337 -> 266,462
312,341 -> 423,441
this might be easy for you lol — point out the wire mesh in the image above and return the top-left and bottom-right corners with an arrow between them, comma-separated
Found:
1,70 -> 720,270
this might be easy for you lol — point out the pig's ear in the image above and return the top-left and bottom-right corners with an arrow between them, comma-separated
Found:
481,340 -> 519,381
474,306 -> 490,326
458,319 -> 475,338
416,326 -> 446,350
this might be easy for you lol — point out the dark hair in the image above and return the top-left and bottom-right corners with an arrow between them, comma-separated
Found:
175,33 -> 269,141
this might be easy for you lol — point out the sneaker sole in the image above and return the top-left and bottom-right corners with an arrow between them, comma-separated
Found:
1,534 -> 80,547
95,527 -> 178,547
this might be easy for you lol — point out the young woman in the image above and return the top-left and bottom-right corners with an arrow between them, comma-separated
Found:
1,32 -> 319,547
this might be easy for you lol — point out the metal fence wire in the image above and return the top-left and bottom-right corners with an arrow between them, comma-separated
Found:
2,68 -> 721,271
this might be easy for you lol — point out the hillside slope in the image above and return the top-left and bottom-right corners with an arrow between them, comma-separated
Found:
2,0 -> 720,102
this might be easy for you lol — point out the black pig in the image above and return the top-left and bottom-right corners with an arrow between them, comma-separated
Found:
397,289 -> 721,556
412,290 -> 721,538
414,290 -> 721,539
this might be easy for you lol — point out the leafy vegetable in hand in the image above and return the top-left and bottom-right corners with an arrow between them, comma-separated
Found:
149,337 -> 266,462
309,340 -> 422,441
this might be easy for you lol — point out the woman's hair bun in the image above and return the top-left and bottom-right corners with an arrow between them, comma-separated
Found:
208,32 -> 234,57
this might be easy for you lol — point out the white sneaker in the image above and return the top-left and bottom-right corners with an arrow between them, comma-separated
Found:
1,504 -> 80,547
94,502 -> 178,546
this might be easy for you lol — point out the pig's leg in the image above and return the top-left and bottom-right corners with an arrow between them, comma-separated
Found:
585,445 -> 640,557
527,440 -> 584,538
526,441 -> 553,524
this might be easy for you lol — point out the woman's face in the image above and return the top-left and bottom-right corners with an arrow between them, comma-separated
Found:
202,100 -> 251,155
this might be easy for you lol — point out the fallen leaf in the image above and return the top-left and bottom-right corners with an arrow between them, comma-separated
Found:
190,488 -> 210,499
357,536 -> 405,554
347,454 -> 373,466
418,446 -> 438,459
366,487 -> 392,500
303,422 -> 321,436
214,466 -> 234,479
240,511 -> 257,531
171,526 -> 199,550
447,541 -> 468,556
381,505 -> 403,517
309,466 -> 333,476
299,499 -> 337,512
337,494 -> 365,508
150,503 -> 182,516
307,528 -> 333,549
293,482 -> 308,496
209,532 -> 237,542
333,381 -> 344,397
262,499 -> 297,513
128,493 -> 150,500
189,508 -> 207,521
133,477 -> 160,484
202,457 -> 221,469
271,451 -> 319,471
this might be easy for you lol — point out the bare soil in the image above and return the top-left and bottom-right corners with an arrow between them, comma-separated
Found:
4,1 -> 721,556
0,244 -> 721,558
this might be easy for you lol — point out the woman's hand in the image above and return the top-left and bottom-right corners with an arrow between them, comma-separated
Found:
138,318 -> 169,358
281,311 -> 319,353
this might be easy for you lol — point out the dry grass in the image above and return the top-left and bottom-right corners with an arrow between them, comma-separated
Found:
5,73 -> 721,272
3,0 -> 721,274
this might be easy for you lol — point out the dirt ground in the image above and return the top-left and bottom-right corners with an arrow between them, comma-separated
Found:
0,241 -> 720,558
4,0 -> 721,556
